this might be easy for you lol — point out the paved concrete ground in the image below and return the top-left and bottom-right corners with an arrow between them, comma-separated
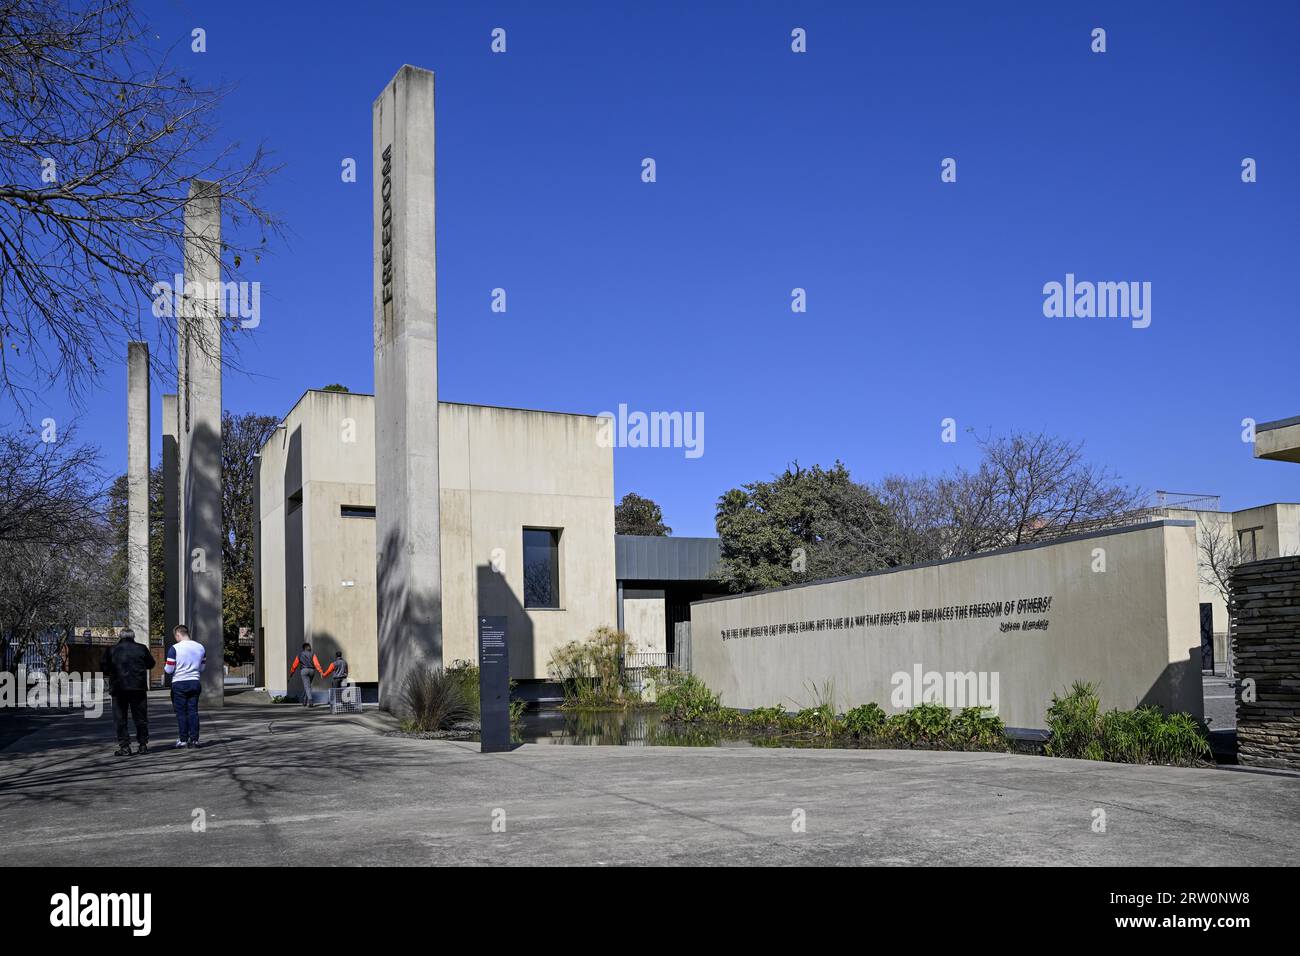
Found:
1,691 -> 1297,866
1203,674 -> 1237,731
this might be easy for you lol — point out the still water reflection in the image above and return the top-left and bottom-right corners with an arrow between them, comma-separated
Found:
508,708 -> 870,749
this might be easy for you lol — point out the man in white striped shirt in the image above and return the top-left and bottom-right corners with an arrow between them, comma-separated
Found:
164,625 -> 206,749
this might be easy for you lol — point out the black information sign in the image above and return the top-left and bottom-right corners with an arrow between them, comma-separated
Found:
477,616 -> 511,753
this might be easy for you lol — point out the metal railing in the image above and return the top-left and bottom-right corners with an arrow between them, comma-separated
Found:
224,663 -> 256,684
622,652 -> 678,671
1151,490 -> 1221,512
620,652 -> 679,697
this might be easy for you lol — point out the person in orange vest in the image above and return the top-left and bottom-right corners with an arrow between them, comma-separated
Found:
321,651 -> 348,690
289,643 -> 325,708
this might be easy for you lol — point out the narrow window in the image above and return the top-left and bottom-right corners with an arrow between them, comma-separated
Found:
1237,527 -> 1261,562
523,528 -> 561,608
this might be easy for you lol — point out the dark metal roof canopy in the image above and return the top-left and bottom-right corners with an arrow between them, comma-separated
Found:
615,535 -> 722,582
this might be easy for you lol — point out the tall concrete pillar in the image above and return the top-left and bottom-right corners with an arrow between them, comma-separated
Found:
182,180 -> 224,707
373,65 -> 442,712
252,453 -> 263,688
176,277 -> 189,627
162,393 -> 180,649
126,342 -> 150,649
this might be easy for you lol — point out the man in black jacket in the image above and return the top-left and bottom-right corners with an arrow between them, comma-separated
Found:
101,628 -> 156,756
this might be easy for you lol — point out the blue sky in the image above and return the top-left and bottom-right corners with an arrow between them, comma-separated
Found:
22,0 -> 1300,535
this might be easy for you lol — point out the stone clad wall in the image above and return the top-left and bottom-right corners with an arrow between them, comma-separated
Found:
1230,556 -> 1300,771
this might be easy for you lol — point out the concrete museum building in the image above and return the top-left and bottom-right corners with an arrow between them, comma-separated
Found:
256,389 -> 618,693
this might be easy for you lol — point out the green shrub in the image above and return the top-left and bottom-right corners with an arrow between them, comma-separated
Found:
793,705 -> 841,737
712,706 -> 745,727
844,702 -> 887,738
656,672 -> 722,721
446,659 -> 481,716
548,626 -> 637,709
950,706 -> 1007,749
1045,681 -> 1103,758
787,680 -> 840,736
885,702 -> 953,745
1100,706 -> 1157,763
743,706 -> 793,730
401,664 -> 473,732
1153,711 -> 1211,766
448,659 -> 525,725
1046,681 -> 1209,765
1101,706 -> 1209,766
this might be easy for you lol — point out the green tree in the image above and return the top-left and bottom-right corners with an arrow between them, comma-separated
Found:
715,462 -> 900,592
320,384 -> 349,392
614,492 -> 671,536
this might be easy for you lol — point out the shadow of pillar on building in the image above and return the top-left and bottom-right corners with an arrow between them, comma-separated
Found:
283,426 -> 304,675
184,416 -> 224,705
476,564 -> 534,681
376,527 -> 443,714
162,425 -> 179,664
1137,647 -> 1208,724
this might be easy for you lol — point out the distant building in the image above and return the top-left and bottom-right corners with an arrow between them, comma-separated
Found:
1101,493 -> 1299,673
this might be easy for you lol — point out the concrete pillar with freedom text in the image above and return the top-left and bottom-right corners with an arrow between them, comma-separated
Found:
373,65 -> 443,712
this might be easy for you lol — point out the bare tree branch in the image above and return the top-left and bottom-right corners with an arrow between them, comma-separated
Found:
0,423 -> 116,667
0,0 -> 281,406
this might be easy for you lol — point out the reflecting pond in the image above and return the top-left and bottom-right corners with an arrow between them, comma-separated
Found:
511,707 -> 889,749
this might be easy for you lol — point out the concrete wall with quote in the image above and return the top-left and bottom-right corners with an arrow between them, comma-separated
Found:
690,520 -> 1203,731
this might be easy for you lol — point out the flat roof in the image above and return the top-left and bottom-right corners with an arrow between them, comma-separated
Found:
1258,415 -> 1300,432
257,388 -> 606,456
616,535 -> 722,582
300,388 -> 606,419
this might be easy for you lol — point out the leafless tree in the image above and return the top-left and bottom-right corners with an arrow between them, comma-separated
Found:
1199,518 -> 1247,607
0,425 -> 104,545
872,431 -> 1145,561
0,534 -> 107,669
1199,518 -> 1300,679
872,474 -> 949,563
956,430 -> 1144,550
0,0 -> 280,405
1199,518 -> 1248,679
0,426 -> 113,668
